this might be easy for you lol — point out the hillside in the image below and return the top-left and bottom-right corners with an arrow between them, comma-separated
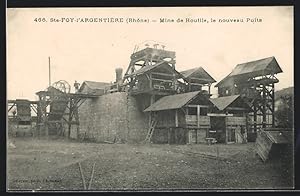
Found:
274,86 -> 294,101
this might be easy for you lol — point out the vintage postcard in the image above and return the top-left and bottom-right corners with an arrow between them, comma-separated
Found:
7,6 -> 294,191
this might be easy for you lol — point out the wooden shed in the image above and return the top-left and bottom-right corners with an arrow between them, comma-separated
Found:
180,67 -> 216,94
208,95 -> 252,144
144,91 -> 211,144
78,81 -> 111,95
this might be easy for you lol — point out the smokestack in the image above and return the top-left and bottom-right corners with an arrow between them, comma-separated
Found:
115,68 -> 123,83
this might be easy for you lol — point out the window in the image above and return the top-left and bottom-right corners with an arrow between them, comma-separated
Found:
187,107 -> 197,115
200,107 -> 208,116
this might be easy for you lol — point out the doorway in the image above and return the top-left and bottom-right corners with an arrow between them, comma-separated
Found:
210,116 -> 226,143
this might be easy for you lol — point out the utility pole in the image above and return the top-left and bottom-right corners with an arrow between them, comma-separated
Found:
48,56 -> 51,87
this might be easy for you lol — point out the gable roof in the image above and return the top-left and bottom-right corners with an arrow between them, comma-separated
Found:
209,95 -> 240,111
180,67 -> 216,83
216,56 -> 283,87
81,81 -> 111,89
125,61 -> 183,78
144,91 -> 201,112
78,81 -> 111,95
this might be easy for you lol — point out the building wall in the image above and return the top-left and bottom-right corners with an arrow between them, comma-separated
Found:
72,92 -> 148,143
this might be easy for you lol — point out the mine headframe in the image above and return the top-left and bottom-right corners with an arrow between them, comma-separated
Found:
215,56 -> 283,132
122,44 -> 182,97
8,99 -> 38,126
36,80 -> 98,138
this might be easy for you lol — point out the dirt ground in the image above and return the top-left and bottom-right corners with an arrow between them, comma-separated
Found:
7,137 -> 294,191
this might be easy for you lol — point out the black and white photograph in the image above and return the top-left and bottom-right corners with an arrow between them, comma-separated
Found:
6,6 -> 294,191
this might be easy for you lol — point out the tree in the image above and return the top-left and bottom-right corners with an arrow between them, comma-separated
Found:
275,95 -> 294,128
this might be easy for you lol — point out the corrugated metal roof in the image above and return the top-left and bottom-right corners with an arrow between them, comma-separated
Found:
78,81 -> 111,95
209,95 -> 240,111
216,56 -> 283,87
126,61 -> 182,78
83,81 -> 111,89
180,67 -> 216,83
144,91 -> 201,112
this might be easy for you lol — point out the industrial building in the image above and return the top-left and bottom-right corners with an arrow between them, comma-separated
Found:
7,43 -> 284,145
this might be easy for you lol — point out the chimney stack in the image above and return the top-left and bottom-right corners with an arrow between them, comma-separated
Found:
115,68 -> 123,83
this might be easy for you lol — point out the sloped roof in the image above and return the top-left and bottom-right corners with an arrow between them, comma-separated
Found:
78,81 -> 111,95
180,67 -> 216,83
209,95 -> 240,111
216,56 -> 283,87
125,61 -> 182,78
144,91 -> 201,112
82,81 -> 111,89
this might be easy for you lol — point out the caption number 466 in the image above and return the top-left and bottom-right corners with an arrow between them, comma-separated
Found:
34,18 -> 47,22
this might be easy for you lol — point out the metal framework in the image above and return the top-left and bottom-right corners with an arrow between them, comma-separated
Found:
35,87 -> 99,138
8,99 -> 38,126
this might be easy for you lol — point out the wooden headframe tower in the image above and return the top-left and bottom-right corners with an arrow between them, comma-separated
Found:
215,57 -> 283,133
123,44 -> 182,106
35,80 -> 99,138
123,43 -> 183,143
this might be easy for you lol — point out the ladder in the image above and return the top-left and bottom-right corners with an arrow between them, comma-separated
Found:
145,118 -> 157,143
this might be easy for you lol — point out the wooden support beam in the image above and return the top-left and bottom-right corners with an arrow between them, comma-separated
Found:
187,105 -> 209,108
189,83 -> 203,86
271,83 -> 275,126
175,109 -> 179,127
226,107 -> 247,111
181,107 -> 187,115
150,78 -> 174,83
151,72 -> 174,77
148,73 -> 153,90
8,103 -> 16,112
168,128 -> 171,144
262,84 -> 267,128
197,105 -> 200,128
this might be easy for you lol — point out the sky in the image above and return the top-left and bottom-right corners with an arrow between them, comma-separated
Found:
7,7 -> 293,101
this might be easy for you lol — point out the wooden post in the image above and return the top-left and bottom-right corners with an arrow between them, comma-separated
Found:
195,129 -> 198,144
262,84 -> 266,128
253,104 -> 257,133
149,111 -> 152,127
225,118 -> 228,144
149,73 -> 153,90
175,109 -> 178,127
168,128 -> 171,144
271,83 -> 275,127
68,100 -> 73,139
197,105 -> 200,128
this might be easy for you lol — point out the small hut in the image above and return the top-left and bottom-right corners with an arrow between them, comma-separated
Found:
208,95 -> 252,144
78,81 -> 111,95
180,67 -> 216,94
144,91 -> 211,144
